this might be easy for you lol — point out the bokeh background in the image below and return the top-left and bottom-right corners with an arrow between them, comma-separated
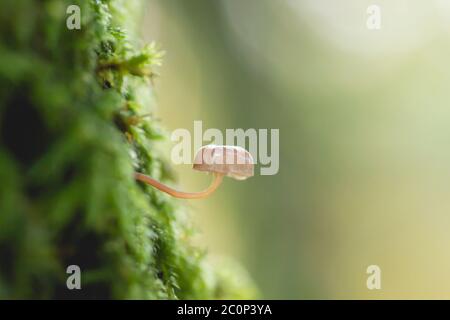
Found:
141,0 -> 450,299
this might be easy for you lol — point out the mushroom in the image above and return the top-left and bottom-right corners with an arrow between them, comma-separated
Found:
134,145 -> 254,199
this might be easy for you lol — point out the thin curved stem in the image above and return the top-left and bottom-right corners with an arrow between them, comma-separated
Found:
134,172 -> 224,199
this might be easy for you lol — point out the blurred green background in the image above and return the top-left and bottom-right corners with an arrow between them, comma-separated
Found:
141,0 -> 450,299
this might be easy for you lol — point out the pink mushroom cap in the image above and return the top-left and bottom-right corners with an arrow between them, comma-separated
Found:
193,145 -> 254,180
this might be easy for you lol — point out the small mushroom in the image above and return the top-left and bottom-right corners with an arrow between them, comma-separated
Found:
134,145 -> 254,199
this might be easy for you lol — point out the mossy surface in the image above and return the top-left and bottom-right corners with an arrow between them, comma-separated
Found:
0,0 -> 257,299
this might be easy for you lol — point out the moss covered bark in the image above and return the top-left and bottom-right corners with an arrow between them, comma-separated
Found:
0,0 -> 256,299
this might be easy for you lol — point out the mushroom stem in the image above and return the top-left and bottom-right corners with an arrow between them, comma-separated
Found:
134,172 -> 224,199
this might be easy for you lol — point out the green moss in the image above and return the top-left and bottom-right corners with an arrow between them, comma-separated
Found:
0,0 -> 257,299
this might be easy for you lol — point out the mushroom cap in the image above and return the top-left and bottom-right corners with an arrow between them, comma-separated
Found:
193,145 -> 254,180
